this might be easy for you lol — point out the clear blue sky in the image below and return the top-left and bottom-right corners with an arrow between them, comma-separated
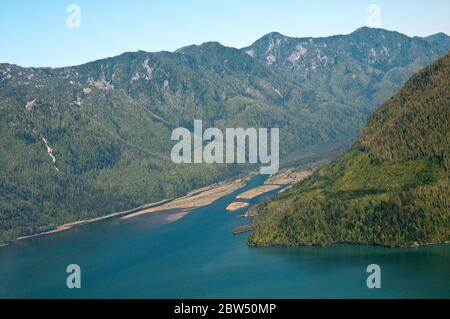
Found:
1,0 -> 449,67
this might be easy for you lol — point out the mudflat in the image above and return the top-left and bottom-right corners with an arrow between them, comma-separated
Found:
226,202 -> 250,211
122,179 -> 247,220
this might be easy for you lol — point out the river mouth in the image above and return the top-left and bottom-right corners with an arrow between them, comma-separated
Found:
0,174 -> 449,298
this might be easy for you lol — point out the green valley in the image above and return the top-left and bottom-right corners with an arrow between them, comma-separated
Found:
1,28 -> 449,244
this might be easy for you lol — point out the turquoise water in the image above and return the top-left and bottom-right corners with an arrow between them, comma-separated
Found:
0,175 -> 449,298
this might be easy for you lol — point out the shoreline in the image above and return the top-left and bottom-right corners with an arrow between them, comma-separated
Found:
247,240 -> 450,249
1,167 -> 312,247
6,175 -> 251,247
226,202 -> 250,211
2,164 -> 448,251
120,178 -> 247,220
14,198 -> 175,242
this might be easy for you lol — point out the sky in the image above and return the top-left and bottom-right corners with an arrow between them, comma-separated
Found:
1,0 -> 449,67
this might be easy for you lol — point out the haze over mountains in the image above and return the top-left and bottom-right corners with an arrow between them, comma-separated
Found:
0,27 -> 449,243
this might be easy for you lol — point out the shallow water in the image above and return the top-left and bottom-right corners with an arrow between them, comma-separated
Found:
0,175 -> 449,298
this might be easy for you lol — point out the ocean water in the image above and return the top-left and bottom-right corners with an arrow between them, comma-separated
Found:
0,175 -> 449,298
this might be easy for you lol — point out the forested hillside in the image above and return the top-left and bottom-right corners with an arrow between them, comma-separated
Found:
250,52 -> 450,247
1,28 -> 449,244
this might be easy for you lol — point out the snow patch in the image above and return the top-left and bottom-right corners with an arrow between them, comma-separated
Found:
274,88 -> 283,98
73,95 -> 82,107
163,80 -> 169,93
266,38 -> 275,55
25,98 -> 37,111
288,44 -> 307,63
42,137 -> 59,172
369,48 -> 377,64
245,49 -> 255,57
87,76 -> 113,90
131,57 -> 153,82
131,72 -> 140,82
266,54 -> 276,65
143,57 -> 153,80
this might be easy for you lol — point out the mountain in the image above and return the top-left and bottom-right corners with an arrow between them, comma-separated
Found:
249,52 -> 450,247
243,27 -> 447,110
1,28 -> 449,244
423,32 -> 450,52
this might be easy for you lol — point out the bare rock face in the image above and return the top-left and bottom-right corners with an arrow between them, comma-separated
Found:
25,98 -> 37,111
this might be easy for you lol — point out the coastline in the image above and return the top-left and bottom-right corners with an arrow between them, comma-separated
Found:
121,178 -> 247,220
12,165 -> 439,249
14,198 -> 174,242
7,175 -> 250,246
2,164 -> 447,252
1,166 -> 313,247
247,239 -> 450,249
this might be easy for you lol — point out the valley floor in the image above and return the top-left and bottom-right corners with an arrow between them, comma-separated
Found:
5,166 -> 315,247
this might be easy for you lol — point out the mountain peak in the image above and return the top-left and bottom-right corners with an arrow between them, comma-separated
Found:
350,26 -> 408,39
422,32 -> 450,51
2,27 -> 449,246
264,31 -> 288,39
423,32 -> 450,43
175,41 -> 230,55
352,26 -> 382,33
425,32 -> 449,38
245,31 -> 291,46
242,26 -> 448,69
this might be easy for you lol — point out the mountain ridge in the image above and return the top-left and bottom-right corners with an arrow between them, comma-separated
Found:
249,52 -> 450,247
2,27 -> 449,69
1,27 -> 449,244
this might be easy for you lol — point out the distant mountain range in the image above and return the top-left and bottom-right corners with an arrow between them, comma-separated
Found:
250,52 -> 449,247
0,27 -> 449,243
